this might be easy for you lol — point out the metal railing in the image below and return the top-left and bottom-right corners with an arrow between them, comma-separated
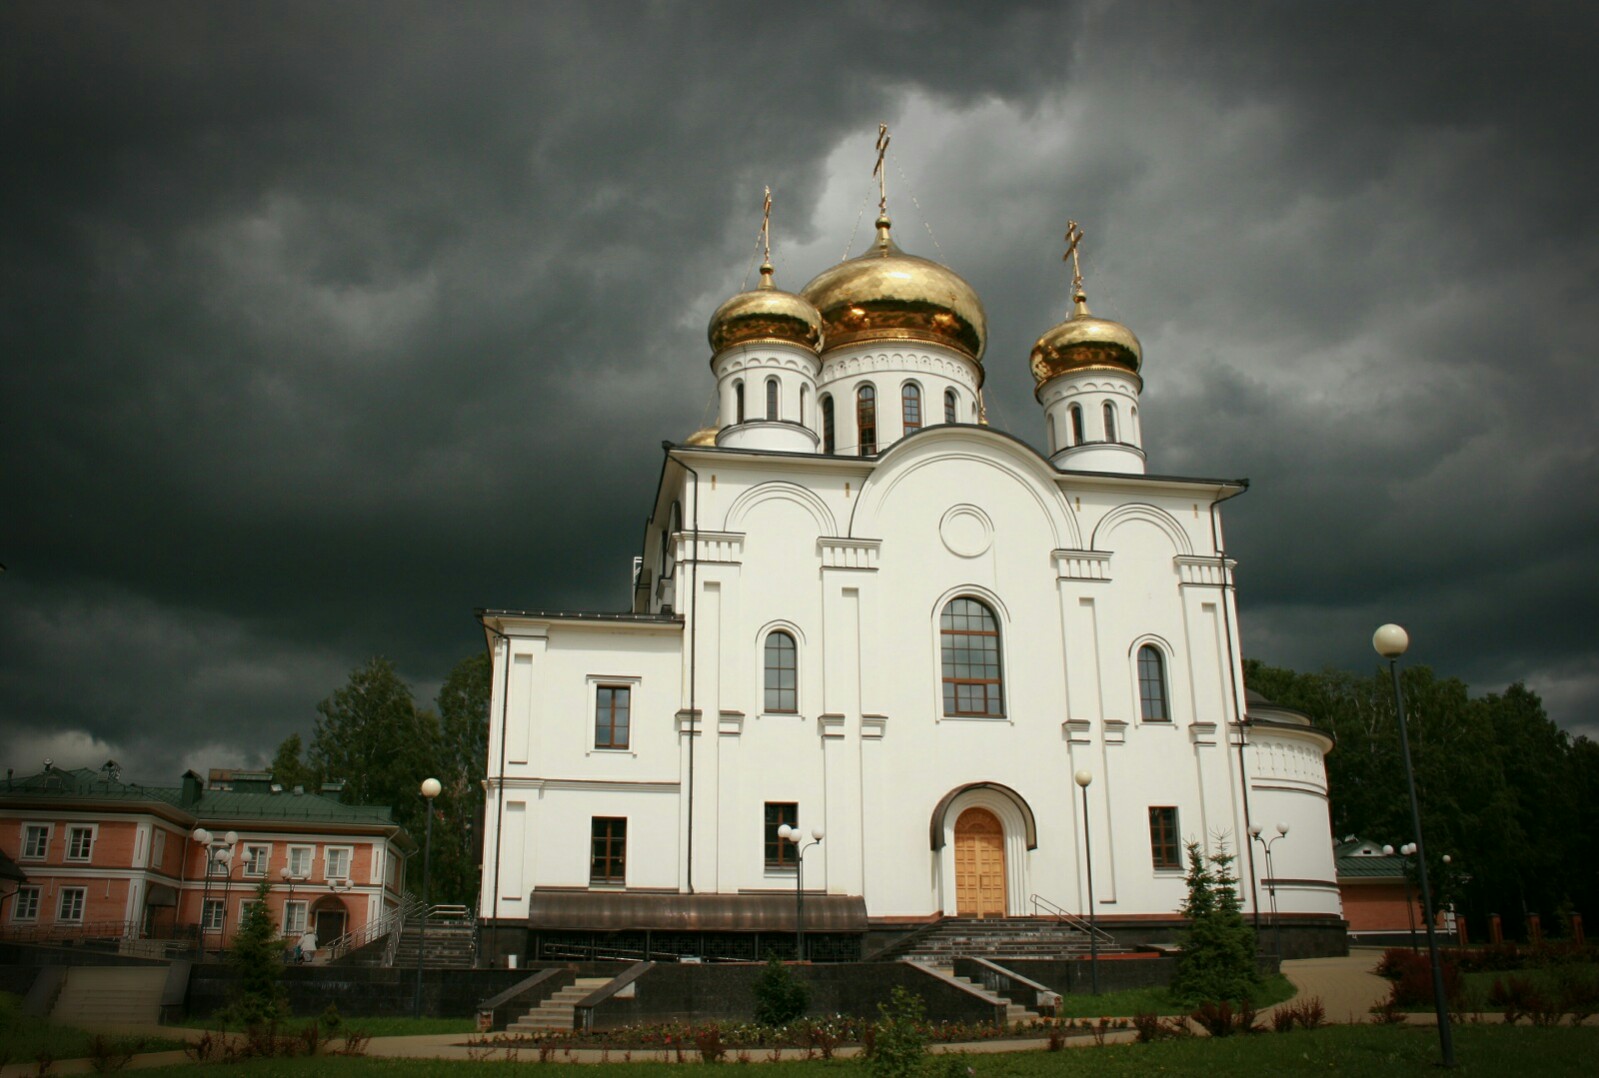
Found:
1028,893 -> 1116,946
0,919 -> 139,944
323,894 -> 423,965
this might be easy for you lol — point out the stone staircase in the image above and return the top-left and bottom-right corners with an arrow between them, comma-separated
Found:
881,917 -> 1129,961
390,918 -> 476,969
50,966 -> 167,1025
507,976 -> 613,1032
931,964 -> 1039,1024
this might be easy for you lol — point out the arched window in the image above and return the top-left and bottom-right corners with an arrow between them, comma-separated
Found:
1103,401 -> 1118,442
1048,413 -> 1058,452
1138,645 -> 1170,722
764,631 -> 797,713
902,383 -> 922,433
734,381 -> 745,424
800,384 -> 809,427
940,598 -> 1004,717
1069,403 -> 1084,445
766,377 -> 779,421
821,395 -> 835,454
944,388 -> 958,424
857,384 -> 877,455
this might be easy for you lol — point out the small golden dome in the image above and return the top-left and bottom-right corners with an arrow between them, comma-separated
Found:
801,215 -> 986,363
1029,293 -> 1142,391
684,426 -> 719,446
707,261 -> 824,355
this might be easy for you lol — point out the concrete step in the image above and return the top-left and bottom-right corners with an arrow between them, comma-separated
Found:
52,967 -> 166,1024
508,977 -> 612,1033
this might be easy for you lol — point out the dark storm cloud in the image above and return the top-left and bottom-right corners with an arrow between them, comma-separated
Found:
3,1 -> 1596,781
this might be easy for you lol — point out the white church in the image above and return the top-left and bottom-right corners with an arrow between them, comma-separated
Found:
476,174 -> 1341,963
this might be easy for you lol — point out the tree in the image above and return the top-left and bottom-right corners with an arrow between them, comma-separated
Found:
270,732 -> 315,792
1170,839 -> 1258,1006
430,653 -> 491,906
226,879 -> 287,1027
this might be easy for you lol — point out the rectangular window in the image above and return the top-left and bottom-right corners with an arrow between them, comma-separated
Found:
242,844 -> 270,877
66,826 -> 95,861
595,685 -> 631,750
21,824 -> 50,860
13,886 -> 40,922
1149,807 -> 1181,870
325,847 -> 351,880
150,829 -> 167,869
283,900 -> 308,935
58,887 -> 86,923
239,898 -> 260,925
201,899 -> 224,930
287,846 -> 312,878
764,803 -> 798,869
589,817 -> 626,885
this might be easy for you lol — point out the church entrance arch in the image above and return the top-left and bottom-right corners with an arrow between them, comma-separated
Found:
954,808 -> 1006,917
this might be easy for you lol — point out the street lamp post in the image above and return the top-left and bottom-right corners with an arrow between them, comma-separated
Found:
1384,842 -> 1421,952
1250,822 -> 1290,959
1374,623 -> 1454,1067
413,777 -> 441,1019
778,824 -> 824,961
1074,770 -> 1099,995
191,828 -> 237,957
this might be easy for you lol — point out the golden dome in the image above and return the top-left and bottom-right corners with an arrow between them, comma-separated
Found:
801,215 -> 986,363
707,261 -> 824,355
1029,293 -> 1142,392
684,426 -> 719,446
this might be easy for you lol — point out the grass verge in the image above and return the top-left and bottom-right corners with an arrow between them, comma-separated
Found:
177,1014 -> 478,1036
0,992 -> 185,1062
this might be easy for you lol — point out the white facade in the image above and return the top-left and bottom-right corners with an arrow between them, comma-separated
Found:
478,212 -> 1340,947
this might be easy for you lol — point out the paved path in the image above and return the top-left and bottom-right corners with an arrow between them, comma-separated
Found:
3,951 -> 1402,1074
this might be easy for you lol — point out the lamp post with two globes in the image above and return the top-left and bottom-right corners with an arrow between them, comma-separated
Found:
1249,822 -> 1290,958
413,777 -> 442,1018
191,828 -> 238,956
777,824 -> 824,961
1374,623 -> 1454,1067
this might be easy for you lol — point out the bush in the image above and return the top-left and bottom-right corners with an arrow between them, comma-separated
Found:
1383,949 -> 1463,1008
752,953 -> 809,1027
867,987 -> 928,1078
1170,839 -> 1259,1006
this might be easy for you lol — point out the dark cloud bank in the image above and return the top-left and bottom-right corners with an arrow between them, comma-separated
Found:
3,2 -> 1596,781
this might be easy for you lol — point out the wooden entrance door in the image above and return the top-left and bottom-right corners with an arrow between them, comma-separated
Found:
954,807 -> 1006,917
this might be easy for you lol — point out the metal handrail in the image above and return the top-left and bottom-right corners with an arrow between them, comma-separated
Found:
323,894 -> 423,964
1028,893 -> 1115,945
0,919 -> 138,944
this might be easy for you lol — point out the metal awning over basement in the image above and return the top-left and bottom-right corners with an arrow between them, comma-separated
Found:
525,891 -> 867,933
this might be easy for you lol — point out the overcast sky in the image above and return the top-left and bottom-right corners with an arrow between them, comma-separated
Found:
4,1 -> 1596,784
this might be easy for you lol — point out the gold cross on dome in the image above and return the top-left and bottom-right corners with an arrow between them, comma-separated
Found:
1064,220 -> 1086,298
873,123 -> 891,213
761,186 -> 773,264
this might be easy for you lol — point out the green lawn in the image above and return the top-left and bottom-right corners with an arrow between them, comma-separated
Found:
0,992 -> 184,1064
1052,972 -> 1295,1017
127,1024 -> 1599,1075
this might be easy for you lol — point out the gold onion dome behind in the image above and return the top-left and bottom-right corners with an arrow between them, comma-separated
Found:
801,215 -> 986,364
684,426 -> 718,446
707,260 -> 824,355
1029,289 -> 1143,393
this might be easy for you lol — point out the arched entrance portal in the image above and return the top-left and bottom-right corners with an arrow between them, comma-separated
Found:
954,807 -> 1006,917
312,896 -> 348,944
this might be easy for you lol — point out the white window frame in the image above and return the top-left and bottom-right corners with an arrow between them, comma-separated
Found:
12,885 -> 40,922
586,675 -> 642,755
1130,636 -> 1176,724
21,823 -> 51,861
239,898 -> 261,926
201,898 -> 224,930
756,621 -> 806,717
242,843 -> 271,878
150,828 -> 167,869
286,845 -> 313,879
58,887 -> 86,923
324,845 -> 353,881
65,824 -> 97,862
283,899 -> 308,935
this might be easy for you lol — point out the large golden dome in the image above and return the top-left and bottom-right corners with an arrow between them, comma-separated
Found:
1029,293 -> 1142,392
801,215 -> 986,363
707,262 -> 824,355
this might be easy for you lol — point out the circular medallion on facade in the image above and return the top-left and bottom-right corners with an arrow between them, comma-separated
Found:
940,505 -> 994,558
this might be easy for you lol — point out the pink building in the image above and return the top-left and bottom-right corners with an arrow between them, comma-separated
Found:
0,764 -> 413,954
